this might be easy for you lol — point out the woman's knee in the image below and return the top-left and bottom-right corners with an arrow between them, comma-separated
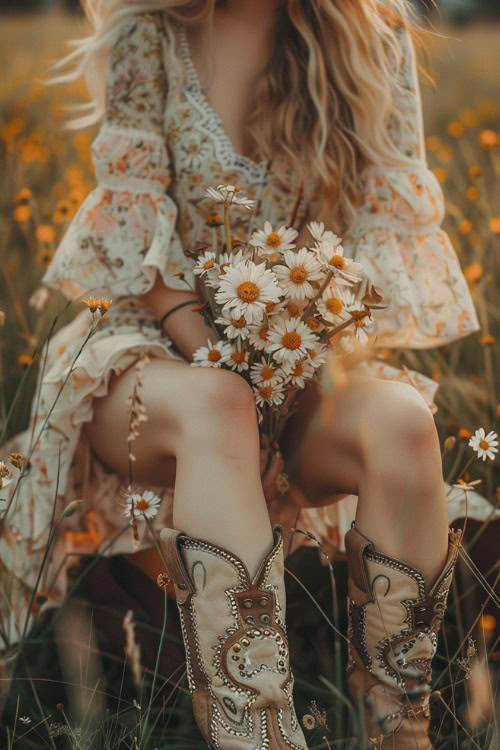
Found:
178,367 -> 258,449
360,382 -> 441,484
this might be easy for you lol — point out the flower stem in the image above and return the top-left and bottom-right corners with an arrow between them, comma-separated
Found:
224,203 -> 233,255
302,271 -> 334,321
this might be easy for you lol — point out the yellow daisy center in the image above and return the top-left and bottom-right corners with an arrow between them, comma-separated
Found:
136,498 -> 149,511
326,298 -> 343,314
231,316 -> 247,329
220,262 -> 230,274
287,303 -> 300,317
354,319 -> 365,328
266,231 -> 281,247
265,301 -> 276,313
203,259 -> 215,269
293,363 -> 304,376
208,349 -> 221,362
290,265 -> 307,284
258,385 -> 273,400
479,439 -> 490,450
282,331 -> 302,350
329,254 -> 345,269
259,327 -> 269,340
237,281 -> 260,302
261,366 -> 275,380
231,351 -> 245,364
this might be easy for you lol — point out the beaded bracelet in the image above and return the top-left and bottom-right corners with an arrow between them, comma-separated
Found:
154,299 -> 199,330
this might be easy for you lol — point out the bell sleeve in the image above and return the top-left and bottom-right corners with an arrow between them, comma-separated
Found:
343,23 -> 480,348
41,12 -> 194,300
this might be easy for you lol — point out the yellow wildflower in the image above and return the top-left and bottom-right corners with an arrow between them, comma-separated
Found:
488,217 -> 500,233
15,187 -> 32,203
13,204 -> 32,222
466,186 -> 479,201
35,224 -> 56,243
447,121 -> 464,138
463,263 -> 483,283
479,129 -> 497,148
458,219 -> 472,235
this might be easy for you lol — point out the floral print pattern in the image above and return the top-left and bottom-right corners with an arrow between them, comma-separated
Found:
0,11 -> 484,645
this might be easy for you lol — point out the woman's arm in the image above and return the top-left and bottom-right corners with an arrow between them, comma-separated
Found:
143,275 -> 216,361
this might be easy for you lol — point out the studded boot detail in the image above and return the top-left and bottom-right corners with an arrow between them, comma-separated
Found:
159,523 -> 308,749
345,524 -> 462,749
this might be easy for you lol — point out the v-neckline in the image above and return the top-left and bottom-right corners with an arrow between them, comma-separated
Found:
175,22 -> 269,174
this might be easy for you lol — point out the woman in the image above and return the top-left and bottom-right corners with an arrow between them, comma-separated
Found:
0,0 -> 483,747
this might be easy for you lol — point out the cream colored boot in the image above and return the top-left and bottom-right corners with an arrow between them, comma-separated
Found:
345,524 -> 461,749
159,523 -> 308,749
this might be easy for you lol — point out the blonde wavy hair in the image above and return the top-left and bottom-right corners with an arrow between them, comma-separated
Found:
51,0 -> 423,233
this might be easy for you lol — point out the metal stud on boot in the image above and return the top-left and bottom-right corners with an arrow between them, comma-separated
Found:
159,523 -> 308,749
345,524 -> 462,749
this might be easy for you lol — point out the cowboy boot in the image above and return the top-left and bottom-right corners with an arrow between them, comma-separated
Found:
159,523 -> 308,749
344,523 -> 462,748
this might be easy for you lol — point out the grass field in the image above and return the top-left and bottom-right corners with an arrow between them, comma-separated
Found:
0,9 -> 498,749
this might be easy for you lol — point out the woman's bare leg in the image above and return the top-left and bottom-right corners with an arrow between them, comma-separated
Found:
83,358 -> 273,580
284,374 -> 449,588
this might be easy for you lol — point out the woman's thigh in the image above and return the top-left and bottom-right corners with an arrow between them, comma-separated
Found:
282,373 -> 433,504
83,357 -> 193,488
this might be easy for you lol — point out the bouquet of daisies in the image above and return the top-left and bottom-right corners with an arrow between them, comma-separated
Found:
181,183 -> 384,455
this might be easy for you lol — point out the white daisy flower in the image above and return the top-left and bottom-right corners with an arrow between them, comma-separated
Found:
253,381 -> 286,407
215,260 -> 282,325
468,429 -> 498,461
204,184 -> 255,210
273,248 -> 324,300
249,222 -> 298,257
452,479 -> 482,491
248,324 -> 271,350
226,345 -> 249,372
192,339 -> 232,368
353,314 -> 374,346
0,461 -> 13,491
316,284 -> 353,324
305,342 -> 328,369
266,315 -> 319,366
215,314 -> 250,340
315,238 -> 364,286
281,359 -> 315,389
123,490 -> 161,520
193,251 -> 218,277
308,221 -> 325,242
250,357 -> 284,386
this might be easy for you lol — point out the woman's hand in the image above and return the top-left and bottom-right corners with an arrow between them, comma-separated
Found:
259,435 -> 285,506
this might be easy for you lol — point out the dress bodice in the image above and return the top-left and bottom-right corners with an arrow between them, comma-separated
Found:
41,11 -> 479,349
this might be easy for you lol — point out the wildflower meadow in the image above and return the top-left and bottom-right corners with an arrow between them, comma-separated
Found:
0,8 -> 498,749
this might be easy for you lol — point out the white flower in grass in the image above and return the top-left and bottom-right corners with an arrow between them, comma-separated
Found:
249,222 -> 298,257
316,284 -> 353,324
123,490 -> 161,520
315,237 -> 363,285
266,315 -> 319,366
193,251 -> 218,277
0,461 -> 13,491
215,314 -> 250,340
192,339 -> 232,368
250,357 -> 284,386
253,381 -> 286,407
273,248 -> 324,300
215,261 -> 282,325
226,345 -> 249,372
204,184 -> 254,209
248,324 -> 271,350
468,429 -> 498,461
305,342 -> 327,369
281,359 -> 315,389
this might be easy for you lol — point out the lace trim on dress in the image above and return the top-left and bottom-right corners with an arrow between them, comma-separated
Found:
174,22 -> 269,183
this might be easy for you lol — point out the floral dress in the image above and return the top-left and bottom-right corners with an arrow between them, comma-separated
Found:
0,12 -> 488,645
